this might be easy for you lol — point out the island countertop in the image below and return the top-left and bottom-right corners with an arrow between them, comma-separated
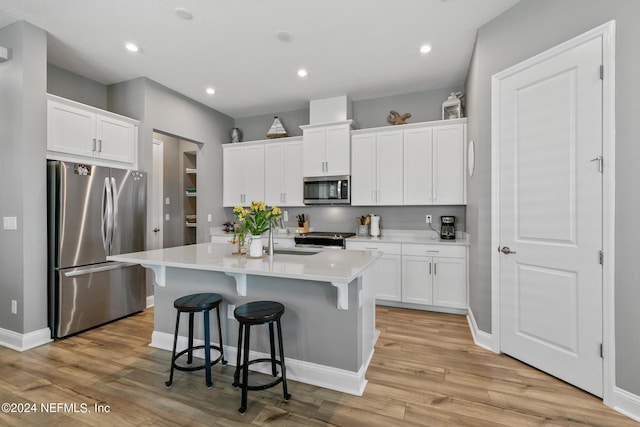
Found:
108,242 -> 381,311
108,242 -> 381,284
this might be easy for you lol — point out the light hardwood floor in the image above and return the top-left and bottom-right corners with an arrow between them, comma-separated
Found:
0,306 -> 636,426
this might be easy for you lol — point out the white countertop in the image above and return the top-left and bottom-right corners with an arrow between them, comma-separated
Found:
348,229 -> 470,246
108,242 -> 381,284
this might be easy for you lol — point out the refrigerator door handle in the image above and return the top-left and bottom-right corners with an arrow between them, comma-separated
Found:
102,177 -> 113,254
63,262 -> 138,277
110,177 -> 119,249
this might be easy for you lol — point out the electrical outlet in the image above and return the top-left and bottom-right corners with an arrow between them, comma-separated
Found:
227,304 -> 235,320
11,300 -> 17,314
426,215 -> 432,224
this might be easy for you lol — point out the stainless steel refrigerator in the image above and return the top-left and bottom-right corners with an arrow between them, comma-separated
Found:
47,160 -> 147,338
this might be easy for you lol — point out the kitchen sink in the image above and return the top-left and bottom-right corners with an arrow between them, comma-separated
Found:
273,248 -> 321,255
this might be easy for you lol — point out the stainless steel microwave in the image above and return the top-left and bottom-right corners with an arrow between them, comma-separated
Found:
303,175 -> 350,205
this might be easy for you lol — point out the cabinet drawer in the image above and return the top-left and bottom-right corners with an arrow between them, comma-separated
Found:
346,241 -> 402,255
402,244 -> 465,258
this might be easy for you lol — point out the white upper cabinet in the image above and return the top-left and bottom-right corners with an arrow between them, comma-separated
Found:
301,121 -> 353,177
47,94 -> 138,167
223,143 -> 265,207
403,120 -> 466,205
351,130 -> 403,205
264,138 -> 303,206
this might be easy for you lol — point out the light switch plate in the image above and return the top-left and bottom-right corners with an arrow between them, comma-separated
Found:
3,217 -> 17,230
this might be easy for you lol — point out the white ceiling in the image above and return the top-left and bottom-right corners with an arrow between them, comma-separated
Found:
0,0 -> 520,118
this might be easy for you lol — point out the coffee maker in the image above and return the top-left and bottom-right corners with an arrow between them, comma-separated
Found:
440,216 -> 456,240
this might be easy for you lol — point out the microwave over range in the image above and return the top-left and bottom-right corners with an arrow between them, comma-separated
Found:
303,175 -> 350,205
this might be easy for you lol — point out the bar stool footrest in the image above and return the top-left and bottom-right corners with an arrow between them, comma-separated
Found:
171,345 -> 224,372
234,358 -> 285,391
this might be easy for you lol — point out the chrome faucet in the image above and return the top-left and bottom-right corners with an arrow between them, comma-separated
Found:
267,224 -> 274,255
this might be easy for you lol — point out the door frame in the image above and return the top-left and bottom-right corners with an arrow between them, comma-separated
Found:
152,139 -> 164,249
491,21 -> 616,403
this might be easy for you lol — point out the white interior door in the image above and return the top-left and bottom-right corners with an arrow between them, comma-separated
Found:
495,33 -> 604,396
151,140 -> 164,250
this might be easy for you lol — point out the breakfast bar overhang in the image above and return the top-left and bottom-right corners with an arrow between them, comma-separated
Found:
108,243 -> 382,395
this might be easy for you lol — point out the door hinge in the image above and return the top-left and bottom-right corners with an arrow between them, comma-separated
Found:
600,343 -> 604,358
600,65 -> 604,80
598,250 -> 604,265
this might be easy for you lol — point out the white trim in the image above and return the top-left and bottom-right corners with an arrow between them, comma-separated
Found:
612,387 -> 640,423
146,294 -> 155,308
151,330 -> 370,396
466,308 -> 495,352
491,20 -> 616,398
152,139 -> 164,250
0,327 -> 52,351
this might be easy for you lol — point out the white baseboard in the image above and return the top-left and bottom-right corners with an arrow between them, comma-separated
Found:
612,386 -> 640,423
151,330 -> 369,396
0,327 -> 52,352
146,295 -> 155,308
466,308 -> 496,353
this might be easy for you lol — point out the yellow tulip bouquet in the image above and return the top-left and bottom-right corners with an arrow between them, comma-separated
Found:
233,201 -> 282,237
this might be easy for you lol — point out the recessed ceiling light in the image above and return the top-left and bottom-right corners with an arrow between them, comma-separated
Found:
276,30 -> 294,42
125,42 -> 140,53
419,44 -> 432,54
297,69 -> 308,78
206,87 -> 215,95
175,7 -> 193,20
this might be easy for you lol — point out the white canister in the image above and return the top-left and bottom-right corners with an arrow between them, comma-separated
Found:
370,215 -> 380,237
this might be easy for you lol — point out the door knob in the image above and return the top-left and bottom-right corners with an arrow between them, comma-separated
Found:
153,227 -> 160,233
499,246 -> 516,254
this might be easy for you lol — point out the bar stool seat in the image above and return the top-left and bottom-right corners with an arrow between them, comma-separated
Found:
233,300 -> 291,415
165,293 -> 226,388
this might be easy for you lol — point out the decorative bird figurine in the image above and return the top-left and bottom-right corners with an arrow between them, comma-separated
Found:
387,110 -> 411,125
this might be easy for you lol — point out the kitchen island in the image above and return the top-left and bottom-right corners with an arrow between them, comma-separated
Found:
108,243 -> 381,395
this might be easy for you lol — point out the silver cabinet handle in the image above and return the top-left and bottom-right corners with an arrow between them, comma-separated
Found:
92,138 -> 97,152
434,263 -> 437,275
97,139 -> 102,152
500,246 -> 517,254
429,262 -> 432,275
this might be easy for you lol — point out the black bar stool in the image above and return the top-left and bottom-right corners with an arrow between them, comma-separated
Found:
232,300 -> 291,414
165,293 -> 226,388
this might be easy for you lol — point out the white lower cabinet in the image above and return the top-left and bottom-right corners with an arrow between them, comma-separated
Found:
345,241 -> 402,301
347,240 -> 467,311
402,244 -> 467,310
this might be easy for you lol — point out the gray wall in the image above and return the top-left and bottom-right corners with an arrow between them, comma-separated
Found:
108,78 -> 234,249
465,0 -> 640,395
47,63 -> 107,109
0,21 -> 48,335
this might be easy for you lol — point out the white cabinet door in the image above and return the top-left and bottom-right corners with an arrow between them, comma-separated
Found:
403,127 -> 433,204
96,115 -> 135,163
302,122 -> 351,177
346,241 -> 402,301
376,254 -> 402,301
402,255 -> 433,305
282,140 -> 303,206
433,124 -> 465,204
432,256 -> 467,309
265,141 -> 303,206
376,130 -> 403,205
243,145 -> 265,204
302,127 -> 325,176
223,146 -> 245,207
325,123 -> 351,175
351,133 -> 377,206
47,100 -> 96,157
264,143 -> 284,206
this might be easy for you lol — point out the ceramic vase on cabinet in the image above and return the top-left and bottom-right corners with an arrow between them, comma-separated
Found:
248,236 -> 263,257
